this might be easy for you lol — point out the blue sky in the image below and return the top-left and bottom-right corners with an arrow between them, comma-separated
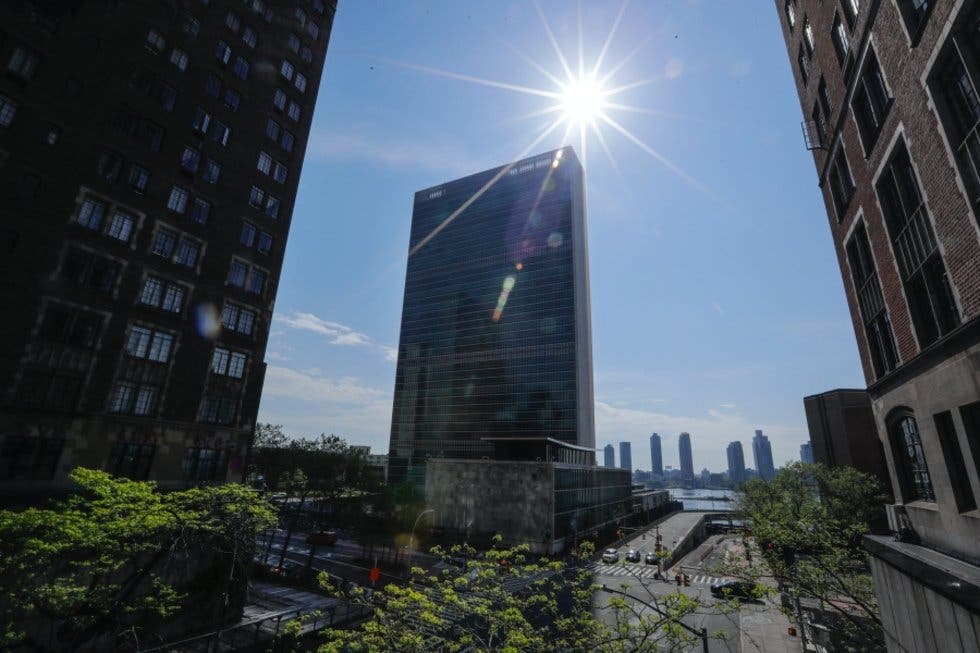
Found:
257,1 -> 865,472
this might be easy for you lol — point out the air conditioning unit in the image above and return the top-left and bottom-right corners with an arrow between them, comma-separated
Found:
885,504 -> 908,537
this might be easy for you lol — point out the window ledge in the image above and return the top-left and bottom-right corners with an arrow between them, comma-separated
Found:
904,500 -> 940,512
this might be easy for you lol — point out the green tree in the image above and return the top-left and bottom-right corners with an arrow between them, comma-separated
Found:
318,539 -> 719,652
0,468 -> 275,652
720,462 -> 888,650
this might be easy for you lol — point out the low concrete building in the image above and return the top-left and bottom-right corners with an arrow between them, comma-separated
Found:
425,437 -> 634,554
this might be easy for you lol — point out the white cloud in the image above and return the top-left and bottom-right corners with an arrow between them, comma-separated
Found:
379,345 -> 399,362
276,312 -> 372,346
664,58 -> 684,80
262,365 -> 388,405
265,351 -> 289,362
719,403 -> 737,409
711,301 -> 724,316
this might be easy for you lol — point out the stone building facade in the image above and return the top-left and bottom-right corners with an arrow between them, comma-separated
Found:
0,1 -> 335,502
777,0 -> 980,649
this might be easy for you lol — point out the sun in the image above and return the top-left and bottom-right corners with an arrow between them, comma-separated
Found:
559,75 -> 607,125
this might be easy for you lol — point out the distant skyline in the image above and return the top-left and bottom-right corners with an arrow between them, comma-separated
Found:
256,2 -> 865,472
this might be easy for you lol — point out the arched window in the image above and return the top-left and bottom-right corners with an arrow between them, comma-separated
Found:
889,411 -> 935,502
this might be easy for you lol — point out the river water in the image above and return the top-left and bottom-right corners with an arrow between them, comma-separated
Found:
669,488 -> 740,512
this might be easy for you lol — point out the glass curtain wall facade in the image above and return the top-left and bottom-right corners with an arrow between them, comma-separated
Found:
388,147 -> 593,487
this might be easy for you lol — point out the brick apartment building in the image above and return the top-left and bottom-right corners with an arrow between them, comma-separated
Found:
777,0 -> 980,649
0,1 -> 334,502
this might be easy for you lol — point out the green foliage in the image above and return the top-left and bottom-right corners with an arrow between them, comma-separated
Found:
721,462 -> 888,650
0,468 -> 275,652
319,539 -> 720,652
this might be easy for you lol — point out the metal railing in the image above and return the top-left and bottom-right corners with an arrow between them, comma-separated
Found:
892,205 -> 937,281
856,272 -> 885,324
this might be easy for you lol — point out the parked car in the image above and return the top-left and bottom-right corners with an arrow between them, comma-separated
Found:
625,549 -> 640,563
269,560 -> 302,578
602,548 -> 619,563
307,529 -> 338,545
710,580 -> 760,600
644,551 -> 658,565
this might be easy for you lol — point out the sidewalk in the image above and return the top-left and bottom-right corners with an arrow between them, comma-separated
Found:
740,602 -> 802,652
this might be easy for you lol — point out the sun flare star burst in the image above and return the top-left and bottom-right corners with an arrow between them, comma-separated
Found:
394,0 -> 714,258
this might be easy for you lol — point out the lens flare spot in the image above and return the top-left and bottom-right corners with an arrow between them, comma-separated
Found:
195,302 -> 221,339
515,262 -> 523,271
547,232 -> 564,248
502,275 -> 516,292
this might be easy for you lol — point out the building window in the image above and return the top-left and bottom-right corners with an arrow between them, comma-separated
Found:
832,14 -> 851,70
288,33 -> 301,53
266,118 -> 281,141
182,14 -> 200,37
223,88 -> 240,112
294,73 -> 307,94
301,47 -> 313,64
803,16 -> 814,56
191,198 -> 210,224
257,151 -> 272,174
827,147 -> 854,219
44,124 -> 61,146
280,59 -> 295,81
932,39 -> 980,214
140,276 -> 186,313
233,56 -> 249,80
876,141 -> 960,347
169,49 -> 189,72
109,382 -> 158,416
819,77 -> 834,118
888,412 -> 935,502
287,101 -> 301,122
934,411 -> 977,512
797,45 -> 809,86
151,227 -> 177,258
215,40 -> 232,65
106,442 -> 155,480
852,51 -> 891,153
958,402 -> 980,494
221,303 -> 256,335
174,237 -> 201,267
281,130 -> 295,152
246,268 -> 267,294
145,29 -> 166,54
212,121 -> 231,146
202,159 -> 221,184
205,73 -> 221,98
240,222 -> 257,247
248,185 -> 265,208
167,185 -> 189,213
141,121 -> 165,152
265,195 -> 280,219
272,162 -> 288,184
897,0 -> 933,40
61,247 -> 120,294
257,231 -> 273,254
126,325 -> 174,362
228,259 -> 248,287
242,26 -> 257,48
273,88 -> 287,111
182,445 -> 230,477
76,197 -> 107,230
180,145 -> 201,174
158,83 -> 177,111
295,7 -> 308,26
39,303 -> 104,348
812,102 -> 828,147
128,165 -> 150,194
212,347 -> 247,378
191,106 -> 211,135
107,211 -> 135,243
225,11 -> 241,33
846,223 -> 898,377
8,47 -> 41,82
97,151 -> 122,182
0,436 -> 65,481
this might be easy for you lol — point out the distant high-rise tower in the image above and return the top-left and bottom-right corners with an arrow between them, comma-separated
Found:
752,430 -> 775,481
604,444 -> 615,468
678,432 -> 694,481
0,2 -> 336,500
619,441 -> 632,471
726,441 -> 746,485
387,147 -> 593,487
800,442 -> 814,464
650,433 -> 663,476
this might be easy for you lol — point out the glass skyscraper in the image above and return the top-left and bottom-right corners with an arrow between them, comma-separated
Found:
387,147 -> 594,487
